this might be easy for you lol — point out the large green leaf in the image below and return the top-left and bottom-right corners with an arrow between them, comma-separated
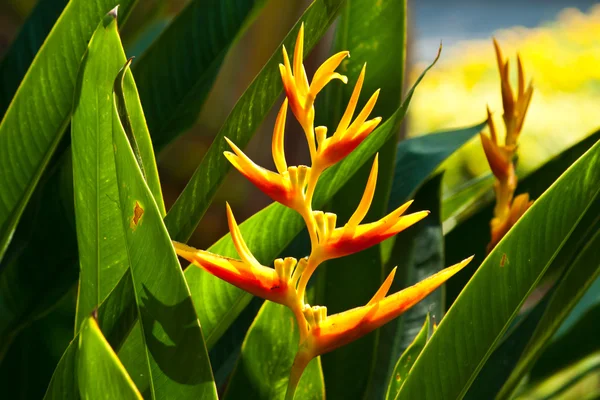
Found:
395,138 -> 600,399
385,315 -> 431,400
133,0 -> 267,150
223,303 -> 325,400
0,0 -> 67,117
111,65 -> 217,398
182,44 -> 440,351
317,1 -> 407,397
0,0 -> 138,261
71,11 -> 164,331
77,316 -> 143,399
163,0 -> 347,242
496,215 -> 600,398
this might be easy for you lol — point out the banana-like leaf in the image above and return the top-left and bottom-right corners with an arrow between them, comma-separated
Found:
223,303 -> 325,399
385,315 -> 431,400
110,66 -> 217,398
133,0 -> 267,150
496,216 -> 600,398
77,316 -> 143,399
72,10 -> 164,333
181,45 -> 440,351
163,0 -> 347,242
0,0 -> 67,118
394,138 -> 600,399
0,0 -> 138,261
317,1 -> 407,397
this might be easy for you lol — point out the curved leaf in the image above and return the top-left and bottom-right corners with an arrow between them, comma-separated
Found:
0,0 -> 138,261
71,9 -> 163,333
77,316 -> 143,399
182,47 -> 440,350
395,138 -> 600,399
133,0 -> 267,150
111,68 -> 217,398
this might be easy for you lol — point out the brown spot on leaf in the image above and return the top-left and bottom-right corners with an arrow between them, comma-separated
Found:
130,201 -> 144,230
500,253 -> 508,267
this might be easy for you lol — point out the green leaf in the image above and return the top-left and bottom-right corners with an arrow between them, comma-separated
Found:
163,0 -> 347,242
496,215 -> 600,398
181,44 -> 440,350
44,272 -> 136,400
71,9 -> 163,333
395,138 -> 600,399
133,0 -> 267,150
385,314 -> 431,400
317,1 -> 407,397
0,0 -> 67,117
77,316 -> 143,399
373,174 -> 445,399
223,303 -> 325,400
445,128 -> 600,305
0,0 -> 138,261
110,70 -> 217,398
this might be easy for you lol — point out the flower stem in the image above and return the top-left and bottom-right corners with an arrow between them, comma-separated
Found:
285,348 -> 313,400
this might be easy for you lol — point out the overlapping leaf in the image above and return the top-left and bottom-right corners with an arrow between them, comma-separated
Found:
77,316 -> 143,399
0,0 -> 138,261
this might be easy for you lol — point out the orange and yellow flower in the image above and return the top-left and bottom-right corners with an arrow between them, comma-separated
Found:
174,23 -> 475,400
482,40 -> 534,252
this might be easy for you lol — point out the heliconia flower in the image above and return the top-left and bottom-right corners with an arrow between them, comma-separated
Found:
223,100 -> 310,211
279,23 -> 349,145
172,203 -> 305,305
493,39 -> 533,146
313,155 -> 429,262
314,64 -> 382,171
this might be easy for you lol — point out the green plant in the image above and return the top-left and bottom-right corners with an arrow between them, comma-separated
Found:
0,1 -> 598,399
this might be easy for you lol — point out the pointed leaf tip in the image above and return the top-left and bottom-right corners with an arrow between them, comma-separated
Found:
108,5 -> 119,19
